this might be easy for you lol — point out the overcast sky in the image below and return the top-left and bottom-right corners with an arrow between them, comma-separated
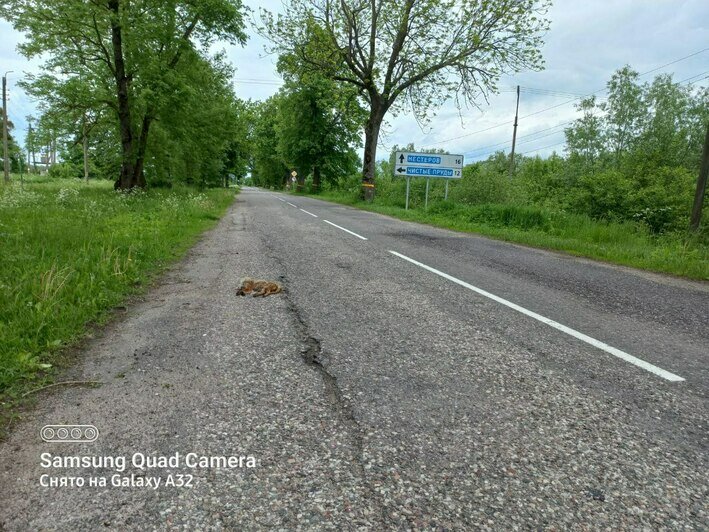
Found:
1,0 -> 708,162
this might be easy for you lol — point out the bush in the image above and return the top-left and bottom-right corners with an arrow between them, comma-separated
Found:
428,201 -> 552,231
448,163 -> 511,205
516,155 -> 569,207
629,167 -> 695,233
569,169 -> 633,220
47,162 -> 80,180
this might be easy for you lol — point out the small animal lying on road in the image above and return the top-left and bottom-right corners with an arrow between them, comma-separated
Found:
236,277 -> 283,297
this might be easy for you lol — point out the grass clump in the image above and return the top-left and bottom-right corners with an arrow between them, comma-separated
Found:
298,183 -> 709,281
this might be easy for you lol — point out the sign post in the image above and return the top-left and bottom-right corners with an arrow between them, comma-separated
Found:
394,151 -> 464,209
405,176 -> 411,210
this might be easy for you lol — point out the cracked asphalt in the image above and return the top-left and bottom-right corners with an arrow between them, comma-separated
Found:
1,187 -> 707,530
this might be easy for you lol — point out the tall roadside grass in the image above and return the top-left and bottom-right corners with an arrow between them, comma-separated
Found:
0,177 -> 235,415
296,183 -> 709,281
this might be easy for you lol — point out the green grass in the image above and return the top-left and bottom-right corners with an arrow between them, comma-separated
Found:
296,189 -> 709,280
0,176 -> 235,415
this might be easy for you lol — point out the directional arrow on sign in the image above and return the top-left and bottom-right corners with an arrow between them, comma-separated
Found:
396,167 -> 406,174
399,154 -> 405,163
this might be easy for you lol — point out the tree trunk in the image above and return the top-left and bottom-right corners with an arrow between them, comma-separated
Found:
362,105 -> 384,202
313,165 -> 321,191
83,118 -> 89,183
109,0 -> 137,190
132,113 -> 152,188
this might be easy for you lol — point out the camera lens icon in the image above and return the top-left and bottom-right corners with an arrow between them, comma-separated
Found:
41,425 -> 99,443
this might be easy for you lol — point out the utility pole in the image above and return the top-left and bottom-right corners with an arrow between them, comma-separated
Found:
2,71 -> 13,184
690,122 -> 709,231
509,84 -> 520,178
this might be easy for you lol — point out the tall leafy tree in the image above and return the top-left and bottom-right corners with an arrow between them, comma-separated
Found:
261,0 -> 550,200
251,96 -> 289,188
599,66 -> 647,166
2,0 -> 247,189
276,56 -> 364,190
565,96 -> 605,170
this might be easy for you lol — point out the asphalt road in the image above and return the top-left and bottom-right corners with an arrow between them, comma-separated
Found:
1,187 -> 707,530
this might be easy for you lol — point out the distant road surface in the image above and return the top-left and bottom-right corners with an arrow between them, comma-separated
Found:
1,187 -> 707,530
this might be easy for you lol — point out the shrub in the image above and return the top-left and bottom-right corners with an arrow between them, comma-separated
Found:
629,166 -> 695,233
449,163 -> 511,205
569,169 -> 633,220
47,162 -> 80,180
461,203 -> 551,231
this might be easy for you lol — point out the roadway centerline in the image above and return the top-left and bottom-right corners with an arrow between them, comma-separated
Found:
276,197 -> 286,202
323,220 -> 368,240
300,208 -> 318,218
286,202 -> 298,208
388,250 -> 685,383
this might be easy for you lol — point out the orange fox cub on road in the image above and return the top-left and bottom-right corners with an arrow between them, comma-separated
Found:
236,277 -> 283,297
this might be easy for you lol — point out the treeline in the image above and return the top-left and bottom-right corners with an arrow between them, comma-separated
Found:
2,0 -> 252,188
362,67 -> 709,234
249,57 -> 365,190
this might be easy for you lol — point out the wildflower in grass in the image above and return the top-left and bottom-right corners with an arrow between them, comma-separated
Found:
0,188 -> 42,208
56,188 -> 80,205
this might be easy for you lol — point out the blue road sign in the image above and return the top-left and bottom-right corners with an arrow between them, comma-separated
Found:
395,166 -> 461,178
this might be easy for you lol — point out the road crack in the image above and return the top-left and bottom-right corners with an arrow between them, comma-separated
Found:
253,227 -> 391,525
281,285 -> 393,525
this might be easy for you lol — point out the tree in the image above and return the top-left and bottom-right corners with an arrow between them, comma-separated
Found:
261,0 -> 550,200
251,96 -> 289,188
565,96 -> 605,170
144,51 -> 246,188
20,67 -> 112,181
599,66 -> 647,166
224,99 -> 257,184
2,0 -> 247,189
276,58 -> 364,191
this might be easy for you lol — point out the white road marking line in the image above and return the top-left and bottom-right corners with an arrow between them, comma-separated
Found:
276,197 -> 286,202
323,220 -> 368,240
388,250 -> 685,383
300,208 -> 318,218
286,202 -> 298,208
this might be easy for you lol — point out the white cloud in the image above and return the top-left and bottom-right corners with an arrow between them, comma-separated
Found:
1,0 -> 707,161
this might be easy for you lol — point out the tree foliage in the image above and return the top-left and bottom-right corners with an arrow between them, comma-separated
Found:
260,0 -> 551,199
2,0 -> 248,188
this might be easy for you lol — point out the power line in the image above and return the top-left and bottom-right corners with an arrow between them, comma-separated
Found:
521,48 -> 709,119
519,140 -> 567,156
422,47 -> 709,148
422,121 -> 512,147
678,70 -> 709,85
637,47 -> 709,78
234,78 -> 283,86
463,121 -> 569,156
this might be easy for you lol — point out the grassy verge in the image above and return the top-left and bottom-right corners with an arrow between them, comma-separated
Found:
0,176 -> 236,421
295,189 -> 709,281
